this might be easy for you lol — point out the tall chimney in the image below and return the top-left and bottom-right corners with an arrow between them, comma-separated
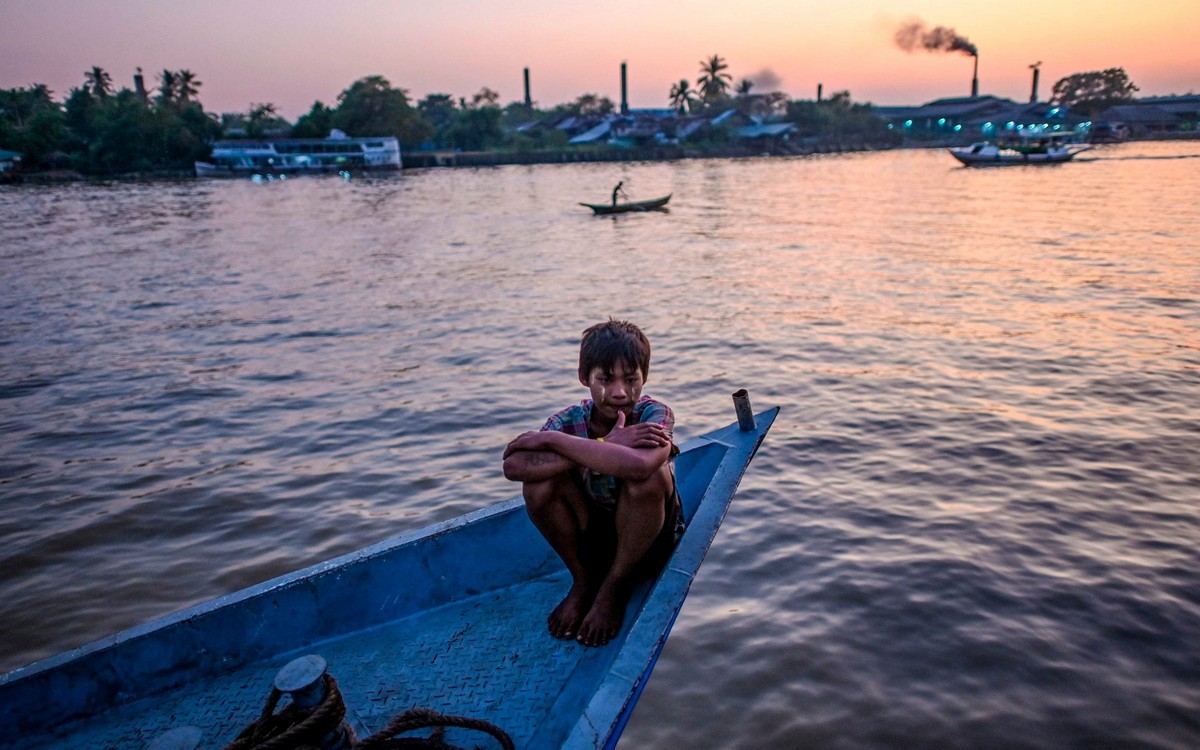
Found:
134,67 -> 147,99
1029,61 -> 1041,103
523,67 -> 532,112
817,83 -> 823,102
971,55 -> 979,97
620,61 -> 629,115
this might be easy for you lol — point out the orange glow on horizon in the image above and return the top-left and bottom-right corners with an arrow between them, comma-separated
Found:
3,1 -> 1197,119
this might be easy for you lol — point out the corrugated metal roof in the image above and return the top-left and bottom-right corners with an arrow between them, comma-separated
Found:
1099,105 -> 1178,124
737,123 -> 797,138
568,121 -> 612,144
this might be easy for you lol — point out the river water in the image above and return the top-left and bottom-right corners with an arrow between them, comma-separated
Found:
2,142 -> 1198,748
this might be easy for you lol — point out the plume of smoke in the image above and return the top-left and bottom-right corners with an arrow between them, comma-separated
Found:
748,68 -> 783,92
895,18 -> 977,56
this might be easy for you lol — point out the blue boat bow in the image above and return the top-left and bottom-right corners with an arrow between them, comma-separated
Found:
1,403 -> 778,750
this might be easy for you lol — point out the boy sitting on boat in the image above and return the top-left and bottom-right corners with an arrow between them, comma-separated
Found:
503,319 -> 682,646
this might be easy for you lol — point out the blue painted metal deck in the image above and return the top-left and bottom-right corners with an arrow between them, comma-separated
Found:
1,408 -> 778,750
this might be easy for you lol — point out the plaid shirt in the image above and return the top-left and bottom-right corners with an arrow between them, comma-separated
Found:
541,395 -> 676,508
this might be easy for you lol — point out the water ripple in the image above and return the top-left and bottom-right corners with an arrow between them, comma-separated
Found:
1,142 -> 1198,748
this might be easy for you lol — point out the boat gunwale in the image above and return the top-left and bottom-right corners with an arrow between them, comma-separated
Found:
564,408 -> 777,748
0,407 -> 779,749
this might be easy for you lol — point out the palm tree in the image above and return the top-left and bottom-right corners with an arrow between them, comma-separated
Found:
696,55 -> 732,105
157,69 -> 177,104
29,83 -> 54,102
246,102 -> 278,138
177,70 -> 201,104
668,79 -> 696,114
466,86 -> 500,108
85,66 -> 113,98
736,78 -> 754,96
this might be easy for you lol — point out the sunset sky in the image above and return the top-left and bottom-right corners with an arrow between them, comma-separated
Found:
5,0 -> 1198,119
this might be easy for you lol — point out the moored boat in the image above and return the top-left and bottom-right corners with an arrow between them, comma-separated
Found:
580,194 -> 672,215
949,132 -> 1090,167
0,397 -> 777,750
195,130 -> 401,177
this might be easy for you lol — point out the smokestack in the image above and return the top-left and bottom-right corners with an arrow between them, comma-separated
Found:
895,20 -> 979,96
817,83 -> 823,101
1029,61 -> 1041,103
620,61 -> 629,114
523,67 -> 532,112
134,67 -> 147,99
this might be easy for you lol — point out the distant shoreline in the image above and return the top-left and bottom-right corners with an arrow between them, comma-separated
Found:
398,138 -> 892,168
4,133 -> 1197,183
2,139 -> 891,183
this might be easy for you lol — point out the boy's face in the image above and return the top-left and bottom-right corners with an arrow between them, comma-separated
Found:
579,361 -> 645,422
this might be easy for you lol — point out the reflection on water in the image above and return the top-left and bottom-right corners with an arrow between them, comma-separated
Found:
1,141 -> 1198,749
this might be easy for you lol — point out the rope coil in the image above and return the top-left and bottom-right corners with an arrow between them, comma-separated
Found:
223,675 -> 514,750
359,707 -> 514,750
224,673 -> 351,750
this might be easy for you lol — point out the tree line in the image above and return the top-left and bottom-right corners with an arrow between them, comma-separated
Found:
1,67 -> 221,174
1,60 -> 1141,176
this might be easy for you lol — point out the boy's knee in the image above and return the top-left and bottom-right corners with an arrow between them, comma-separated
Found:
621,465 -> 673,506
522,478 -> 552,508
523,475 -> 571,512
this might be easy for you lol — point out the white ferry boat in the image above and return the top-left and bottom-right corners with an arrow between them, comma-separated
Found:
195,130 -> 401,176
949,131 -> 1090,167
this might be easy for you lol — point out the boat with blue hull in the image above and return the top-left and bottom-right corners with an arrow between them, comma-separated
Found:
0,400 -> 777,750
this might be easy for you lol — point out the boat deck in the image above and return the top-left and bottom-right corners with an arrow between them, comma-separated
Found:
24,570 -> 641,749
4,409 -> 778,750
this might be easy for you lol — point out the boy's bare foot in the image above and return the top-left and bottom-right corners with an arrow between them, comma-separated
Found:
576,582 -> 630,646
548,582 -> 592,640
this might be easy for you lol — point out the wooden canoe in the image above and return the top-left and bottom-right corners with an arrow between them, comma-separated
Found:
579,194 -> 671,215
0,402 -> 778,750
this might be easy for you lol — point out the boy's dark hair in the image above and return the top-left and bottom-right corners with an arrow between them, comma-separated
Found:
579,319 -> 652,381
